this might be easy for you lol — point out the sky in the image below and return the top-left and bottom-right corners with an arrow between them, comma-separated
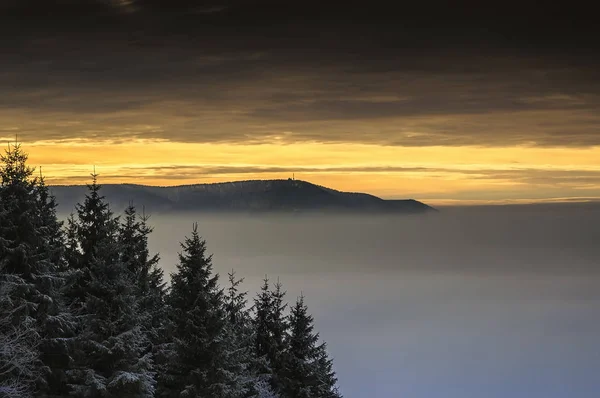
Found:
1,1 -> 599,204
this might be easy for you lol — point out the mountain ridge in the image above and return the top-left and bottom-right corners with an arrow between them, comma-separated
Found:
50,179 -> 435,214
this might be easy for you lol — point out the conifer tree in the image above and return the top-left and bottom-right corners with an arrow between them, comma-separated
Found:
34,173 -> 76,397
119,203 -> 170,395
270,280 -> 289,367
283,295 -> 341,398
166,224 -> 242,397
225,271 -> 278,398
66,174 -> 154,397
0,144 -> 73,396
0,143 -> 38,276
254,277 -> 273,363
0,143 -> 40,396
75,173 -> 118,268
0,279 -> 40,398
63,173 -> 116,313
34,172 -> 65,270
118,203 -> 166,330
252,277 -> 289,395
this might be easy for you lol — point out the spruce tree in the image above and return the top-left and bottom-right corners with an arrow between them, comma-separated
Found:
166,224 -> 242,397
0,144 -> 73,397
118,203 -> 166,333
66,174 -> 154,397
223,270 -> 256,397
0,277 -> 40,398
34,173 -> 76,397
0,143 -> 38,276
283,295 -> 341,398
119,203 -> 170,396
225,271 -> 278,398
0,143 -> 40,396
252,277 -> 289,395
270,280 -> 289,369
254,277 -> 273,364
34,173 -> 65,270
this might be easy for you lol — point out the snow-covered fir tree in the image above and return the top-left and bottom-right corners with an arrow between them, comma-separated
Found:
0,143 -> 41,397
282,295 -> 341,398
119,203 -> 171,396
270,279 -> 290,394
254,277 -> 273,363
165,224 -> 244,398
66,174 -> 155,397
118,203 -> 168,335
33,173 -> 76,397
0,280 -> 40,398
224,270 -> 278,398
0,144 -> 73,397
253,277 -> 289,395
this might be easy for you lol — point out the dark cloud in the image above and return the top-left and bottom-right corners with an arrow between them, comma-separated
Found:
1,1 -> 599,147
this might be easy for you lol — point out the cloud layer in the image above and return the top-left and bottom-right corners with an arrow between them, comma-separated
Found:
1,2 -> 599,201
1,2 -> 599,148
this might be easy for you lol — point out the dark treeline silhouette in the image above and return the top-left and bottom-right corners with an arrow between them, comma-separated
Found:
0,144 -> 341,398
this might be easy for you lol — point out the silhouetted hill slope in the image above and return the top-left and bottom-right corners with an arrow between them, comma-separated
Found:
50,179 -> 435,214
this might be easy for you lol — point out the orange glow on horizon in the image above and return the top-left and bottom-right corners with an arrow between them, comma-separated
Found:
11,138 -> 600,205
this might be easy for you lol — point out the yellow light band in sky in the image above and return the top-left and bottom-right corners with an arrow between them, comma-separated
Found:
15,139 -> 600,205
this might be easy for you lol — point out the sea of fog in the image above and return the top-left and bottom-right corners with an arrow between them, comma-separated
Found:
69,205 -> 600,397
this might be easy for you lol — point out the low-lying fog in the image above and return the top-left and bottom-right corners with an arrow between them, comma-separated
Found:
74,205 -> 600,397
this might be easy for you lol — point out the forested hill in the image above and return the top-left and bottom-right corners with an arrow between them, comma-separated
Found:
50,179 -> 435,214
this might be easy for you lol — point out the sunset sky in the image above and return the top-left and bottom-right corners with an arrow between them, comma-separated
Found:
1,1 -> 599,205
